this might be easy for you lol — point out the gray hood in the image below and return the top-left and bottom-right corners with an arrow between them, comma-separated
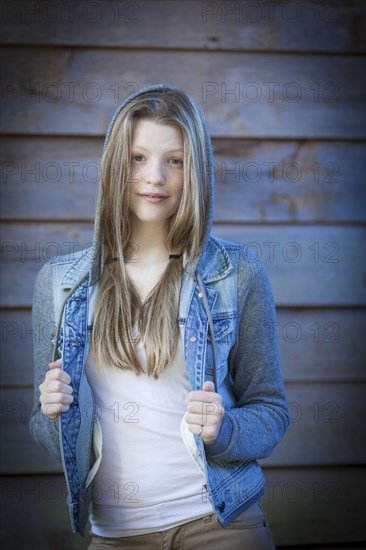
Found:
88,83 -> 215,285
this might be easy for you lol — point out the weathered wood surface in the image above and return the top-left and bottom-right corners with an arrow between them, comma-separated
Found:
1,0 -> 365,53
0,467 -> 365,548
1,3 -> 365,548
274,308 -> 366,382
0,475 -> 85,550
215,224 -> 366,306
260,381 -> 366,467
1,137 -> 365,223
1,223 -> 365,307
213,140 -> 366,223
263,466 -> 366,545
1,382 -> 365,474
1,48 -> 365,138
1,308 -> 365,388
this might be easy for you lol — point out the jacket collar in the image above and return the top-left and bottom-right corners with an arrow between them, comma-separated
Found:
60,236 -> 233,290
186,236 -> 234,284
60,248 -> 93,290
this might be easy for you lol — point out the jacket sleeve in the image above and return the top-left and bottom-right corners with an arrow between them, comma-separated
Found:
204,246 -> 290,460
29,261 -> 62,462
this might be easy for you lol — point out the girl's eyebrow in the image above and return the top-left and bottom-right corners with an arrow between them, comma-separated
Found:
131,145 -> 149,151
132,145 -> 183,154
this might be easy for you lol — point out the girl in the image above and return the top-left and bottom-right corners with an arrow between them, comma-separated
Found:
30,84 -> 289,549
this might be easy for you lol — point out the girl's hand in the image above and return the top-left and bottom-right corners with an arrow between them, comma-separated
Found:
184,381 -> 225,443
39,358 -> 74,420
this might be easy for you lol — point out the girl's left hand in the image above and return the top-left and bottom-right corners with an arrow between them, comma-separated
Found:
184,381 -> 225,443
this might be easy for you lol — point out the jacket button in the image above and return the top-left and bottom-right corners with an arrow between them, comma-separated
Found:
218,501 -> 225,512
190,336 -> 197,342
198,292 -> 203,298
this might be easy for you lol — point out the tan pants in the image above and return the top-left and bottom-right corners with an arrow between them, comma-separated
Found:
87,501 -> 276,550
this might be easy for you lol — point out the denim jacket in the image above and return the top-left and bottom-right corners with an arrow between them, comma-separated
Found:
30,235 -> 289,535
29,84 -> 289,535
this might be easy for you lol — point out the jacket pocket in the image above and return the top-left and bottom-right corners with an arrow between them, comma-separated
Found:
226,501 -> 265,529
205,314 -> 237,385
207,315 -> 236,342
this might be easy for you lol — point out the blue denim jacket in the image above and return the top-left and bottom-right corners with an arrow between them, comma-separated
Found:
29,83 -> 289,535
30,235 -> 289,535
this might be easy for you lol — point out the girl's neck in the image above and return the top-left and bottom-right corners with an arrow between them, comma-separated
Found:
127,222 -> 170,264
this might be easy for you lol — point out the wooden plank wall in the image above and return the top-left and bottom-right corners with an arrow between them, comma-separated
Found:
1,1 -> 365,548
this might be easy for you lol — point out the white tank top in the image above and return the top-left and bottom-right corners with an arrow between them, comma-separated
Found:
85,331 -> 213,537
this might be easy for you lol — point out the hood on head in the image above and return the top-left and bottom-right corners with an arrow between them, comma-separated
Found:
88,83 -> 215,285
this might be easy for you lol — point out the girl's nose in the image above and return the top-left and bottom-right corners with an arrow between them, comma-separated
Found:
146,160 -> 166,185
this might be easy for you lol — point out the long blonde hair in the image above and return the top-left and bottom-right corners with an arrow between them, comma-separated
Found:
92,88 -> 211,378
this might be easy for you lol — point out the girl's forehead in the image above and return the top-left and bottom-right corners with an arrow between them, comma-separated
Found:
131,119 -> 184,150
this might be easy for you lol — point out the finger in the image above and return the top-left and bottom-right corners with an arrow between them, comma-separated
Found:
41,402 -> 70,418
186,423 -> 205,436
45,367 -> 71,385
48,358 -> 62,369
185,411 -> 220,426
40,392 -> 74,406
186,401 -> 222,416
41,402 -> 60,419
46,380 -> 73,395
185,420 -> 218,442
186,390 -> 221,404
202,381 -> 215,392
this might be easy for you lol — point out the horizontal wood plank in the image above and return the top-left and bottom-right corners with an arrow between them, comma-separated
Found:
0,474 -> 87,549
263,466 -> 366,545
1,383 -> 365,474
259,382 -> 366,467
274,308 -> 366,382
0,136 -> 102,221
1,137 -> 365,223
0,468 -> 365,545
1,48 -> 365,138
1,308 -> 365,388
213,140 -> 366,223
1,223 -> 365,307
0,387 -> 63,474
1,0 -> 365,53
215,224 -> 366,306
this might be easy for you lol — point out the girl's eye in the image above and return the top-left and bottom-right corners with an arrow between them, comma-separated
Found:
170,158 -> 183,166
131,154 -> 144,162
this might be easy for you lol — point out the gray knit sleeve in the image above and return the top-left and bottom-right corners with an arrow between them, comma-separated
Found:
204,245 -> 290,460
29,261 -> 61,462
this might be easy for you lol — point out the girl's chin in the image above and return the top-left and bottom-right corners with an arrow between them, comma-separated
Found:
129,207 -> 178,226
132,215 -> 170,225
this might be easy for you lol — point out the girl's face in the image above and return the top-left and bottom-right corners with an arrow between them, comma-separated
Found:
128,119 -> 184,228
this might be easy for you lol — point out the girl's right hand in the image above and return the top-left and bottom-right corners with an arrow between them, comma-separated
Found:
39,358 -> 74,420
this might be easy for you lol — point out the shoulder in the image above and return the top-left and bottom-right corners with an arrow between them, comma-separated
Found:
209,234 -> 273,297
209,234 -> 268,274
34,246 -> 93,289
33,246 -> 94,319
47,246 -> 93,268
